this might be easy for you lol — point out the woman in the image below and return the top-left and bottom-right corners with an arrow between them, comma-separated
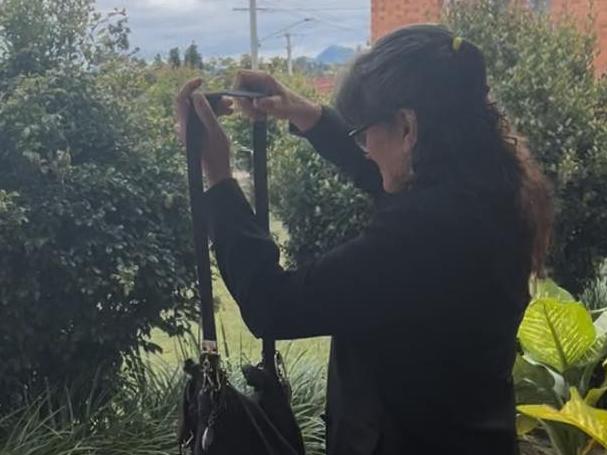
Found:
176,24 -> 552,455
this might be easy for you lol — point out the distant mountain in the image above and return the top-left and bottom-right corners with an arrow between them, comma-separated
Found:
315,45 -> 355,65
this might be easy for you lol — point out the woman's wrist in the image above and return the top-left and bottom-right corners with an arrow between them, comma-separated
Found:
289,98 -> 322,133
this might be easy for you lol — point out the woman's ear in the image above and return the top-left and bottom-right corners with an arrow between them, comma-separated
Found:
397,108 -> 418,151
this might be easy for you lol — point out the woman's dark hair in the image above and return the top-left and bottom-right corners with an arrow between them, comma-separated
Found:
335,24 -> 553,277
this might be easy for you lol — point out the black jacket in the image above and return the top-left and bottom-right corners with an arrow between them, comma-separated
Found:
203,106 -> 529,455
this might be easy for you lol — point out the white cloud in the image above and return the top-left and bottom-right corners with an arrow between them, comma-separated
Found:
98,0 -> 221,14
142,0 -> 199,8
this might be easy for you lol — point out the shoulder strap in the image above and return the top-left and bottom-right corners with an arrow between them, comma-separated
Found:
185,106 -> 216,347
185,101 -> 277,366
253,120 -> 277,376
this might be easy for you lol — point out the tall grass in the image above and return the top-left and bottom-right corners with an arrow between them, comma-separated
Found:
284,350 -> 327,455
0,365 -> 183,455
0,347 -> 327,455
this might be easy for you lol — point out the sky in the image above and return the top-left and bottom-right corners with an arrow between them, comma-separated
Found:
95,0 -> 370,61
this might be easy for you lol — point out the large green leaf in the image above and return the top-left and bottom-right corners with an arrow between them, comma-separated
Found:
518,298 -> 596,373
518,388 -> 607,448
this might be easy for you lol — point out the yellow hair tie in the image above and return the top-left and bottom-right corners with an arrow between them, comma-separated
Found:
452,36 -> 463,52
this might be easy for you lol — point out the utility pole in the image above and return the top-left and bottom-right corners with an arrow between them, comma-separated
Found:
249,0 -> 259,70
285,32 -> 293,75
234,0 -> 269,70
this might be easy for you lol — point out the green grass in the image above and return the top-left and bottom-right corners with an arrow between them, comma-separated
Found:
150,283 -> 329,367
147,214 -> 330,371
147,282 -> 330,371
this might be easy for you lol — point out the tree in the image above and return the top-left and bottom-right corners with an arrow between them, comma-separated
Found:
183,41 -> 203,69
0,0 -> 129,79
168,47 -> 181,68
153,53 -> 164,66
0,0 -> 197,409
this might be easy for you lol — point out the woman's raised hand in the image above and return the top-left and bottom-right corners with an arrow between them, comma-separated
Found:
174,72 -> 323,187
234,70 -> 322,133
175,78 -> 232,188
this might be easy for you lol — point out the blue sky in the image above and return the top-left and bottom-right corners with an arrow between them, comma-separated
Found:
95,0 -> 370,60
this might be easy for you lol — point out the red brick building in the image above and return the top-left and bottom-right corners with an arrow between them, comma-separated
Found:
550,0 -> 607,74
372,0 -> 443,41
371,0 -> 607,74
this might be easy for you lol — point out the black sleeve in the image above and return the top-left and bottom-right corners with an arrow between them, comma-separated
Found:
289,105 -> 384,196
204,178 -> 469,340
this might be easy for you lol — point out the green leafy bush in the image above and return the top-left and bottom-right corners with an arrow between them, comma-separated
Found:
0,0 -> 197,409
269,132 -> 373,265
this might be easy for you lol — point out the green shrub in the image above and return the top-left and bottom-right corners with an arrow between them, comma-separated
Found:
269,132 -> 373,265
0,0 -> 197,409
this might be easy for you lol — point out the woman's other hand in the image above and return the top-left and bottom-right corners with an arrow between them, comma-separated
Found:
175,78 -> 232,188
234,70 -> 322,133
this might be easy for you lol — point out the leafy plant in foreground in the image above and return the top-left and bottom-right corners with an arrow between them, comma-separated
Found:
514,280 -> 607,454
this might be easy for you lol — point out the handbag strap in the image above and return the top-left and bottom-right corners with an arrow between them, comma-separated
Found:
185,101 -> 277,368
185,106 -> 216,348
252,120 -> 277,376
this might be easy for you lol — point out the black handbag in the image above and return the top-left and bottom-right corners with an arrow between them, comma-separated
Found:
178,92 -> 305,455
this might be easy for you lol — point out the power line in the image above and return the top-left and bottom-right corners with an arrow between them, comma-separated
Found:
259,17 -> 313,42
273,7 -> 367,11
261,1 -> 368,14
260,30 -> 308,43
261,0 -> 362,33
266,0 -> 366,7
